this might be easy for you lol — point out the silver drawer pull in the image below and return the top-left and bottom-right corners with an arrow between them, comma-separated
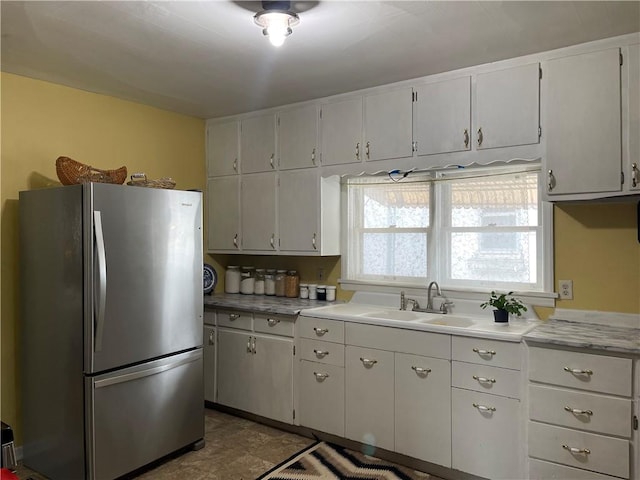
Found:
313,327 -> 328,336
564,406 -> 593,416
473,403 -> 496,412
564,367 -> 593,375
267,318 -> 280,326
562,444 -> 591,455
411,366 -> 431,375
473,375 -> 496,384
472,348 -> 496,356
313,372 -> 329,380
360,357 -> 377,367
229,313 -> 240,320
313,349 -> 329,358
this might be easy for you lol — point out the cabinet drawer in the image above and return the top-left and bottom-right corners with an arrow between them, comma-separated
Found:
298,361 -> 345,437
451,388 -> 521,479
217,310 -> 252,330
529,458 -> 620,480
529,384 -> 632,437
254,314 -> 294,337
204,309 -> 216,326
528,346 -> 632,396
298,316 -> 344,343
452,336 -> 521,370
452,361 -> 521,399
299,338 -> 345,366
345,323 -> 450,359
528,421 -> 629,479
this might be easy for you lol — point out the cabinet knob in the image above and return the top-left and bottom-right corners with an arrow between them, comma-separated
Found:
313,349 -> 329,358
270,154 -> 274,169
473,375 -> 496,384
472,402 -> 496,412
632,163 -> 638,188
411,366 -> 431,375
355,142 -> 360,160
270,234 -> 276,249
365,141 -> 370,159
311,148 -> 316,165
267,318 -> 280,327
360,357 -> 377,367
463,129 -> 469,148
313,327 -> 328,336
229,313 -> 240,320
564,406 -> 593,416
472,348 -> 496,356
563,366 -> 593,376
477,127 -> 483,146
233,233 -> 239,248
562,444 -> 591,455
208,331 -> 215,345
313,372 -> 329,381
547,169 -> 555,191
233,158 -> 238,172
312,233 -> 317,250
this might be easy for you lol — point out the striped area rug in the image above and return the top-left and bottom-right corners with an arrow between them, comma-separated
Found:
257,442 -> 438,480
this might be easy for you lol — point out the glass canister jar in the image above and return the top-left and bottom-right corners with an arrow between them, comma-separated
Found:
265,269 -> 276,296
285,270 -> 299,298
274,270 -> 287,297
240,266 -> 255,294
225,266 -> 240,294
254,268 -> 265,295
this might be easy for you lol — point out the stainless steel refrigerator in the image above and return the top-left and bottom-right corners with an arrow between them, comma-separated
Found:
19,183 -> 204,480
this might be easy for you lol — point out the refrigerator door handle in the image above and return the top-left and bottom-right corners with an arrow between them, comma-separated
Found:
93,350 -> 202,389
93,211 -> 107,352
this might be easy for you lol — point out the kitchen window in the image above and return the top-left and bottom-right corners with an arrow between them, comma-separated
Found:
343,165 -> 551,296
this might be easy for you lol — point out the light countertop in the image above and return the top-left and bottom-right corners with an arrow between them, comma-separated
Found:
204,293 -> 333,316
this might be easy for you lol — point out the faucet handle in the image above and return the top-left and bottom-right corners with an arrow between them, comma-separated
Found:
440,300 -> 454,314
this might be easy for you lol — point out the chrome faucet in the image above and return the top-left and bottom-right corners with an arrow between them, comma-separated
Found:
426,281 -> 442,311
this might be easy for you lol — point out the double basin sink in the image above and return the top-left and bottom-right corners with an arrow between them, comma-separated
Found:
302,302 -> 539,339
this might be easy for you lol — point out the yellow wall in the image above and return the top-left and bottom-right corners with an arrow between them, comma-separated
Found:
1,72 -> 205,442
553,203 -> 640,314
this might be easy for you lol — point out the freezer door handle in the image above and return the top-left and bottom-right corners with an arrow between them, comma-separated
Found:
94,211 -> 107,352
94,350 -> 202,389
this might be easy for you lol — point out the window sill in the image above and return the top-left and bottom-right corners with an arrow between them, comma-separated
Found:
339,279 -> 558,308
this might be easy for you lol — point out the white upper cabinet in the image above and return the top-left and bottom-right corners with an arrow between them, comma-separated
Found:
415,76 -> 471,156
364,87 -> 414,161
241,172 -> 277,252
627,44 -> 639,192
475,63 -> 540,150
241,113 -> 276,174
278,104 -> 319,170
206,120 -> 239,177
544,48 -> 622,197
278,170 -> 340,255
207,176 -> 240,252
320,97 -> 364,166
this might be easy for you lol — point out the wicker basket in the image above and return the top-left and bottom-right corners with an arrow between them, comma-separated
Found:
127,173 -> 176,190
56,156 -> 127,185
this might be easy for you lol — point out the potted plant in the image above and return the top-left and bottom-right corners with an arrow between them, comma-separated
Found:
480,291 -> 527,323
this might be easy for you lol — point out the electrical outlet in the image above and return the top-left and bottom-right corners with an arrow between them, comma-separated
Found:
318,268 -> 325,281
559,279 -> 573,300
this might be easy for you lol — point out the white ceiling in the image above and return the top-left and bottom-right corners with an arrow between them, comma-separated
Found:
2,1 -> 639,119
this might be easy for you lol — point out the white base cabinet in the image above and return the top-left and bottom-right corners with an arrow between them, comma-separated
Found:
394,353 -> 451,467
345,345 -> 395,451
216,311 -> 295,424
203,325 -> 216,403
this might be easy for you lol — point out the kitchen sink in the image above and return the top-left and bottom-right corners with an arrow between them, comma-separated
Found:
421,316 -> 475,328
364,310 -> 438,321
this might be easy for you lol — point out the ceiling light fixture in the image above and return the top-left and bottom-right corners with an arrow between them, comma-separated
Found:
254,1 -> 300,47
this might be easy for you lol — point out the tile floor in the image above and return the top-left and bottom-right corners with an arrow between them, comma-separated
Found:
15,408 -> 314,480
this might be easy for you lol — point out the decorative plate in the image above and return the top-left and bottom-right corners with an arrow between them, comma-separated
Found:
203,264 -> 217,294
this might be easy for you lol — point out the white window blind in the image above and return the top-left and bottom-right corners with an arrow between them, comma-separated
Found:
344,167 -> 546,292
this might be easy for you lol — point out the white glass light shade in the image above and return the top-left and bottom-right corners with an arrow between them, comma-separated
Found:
254,10 -> 299,47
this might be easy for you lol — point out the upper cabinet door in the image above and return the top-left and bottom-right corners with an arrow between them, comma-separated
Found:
415,76 -> 471,156
321,97 -> 363,166
364,87 -> 414,161
241,172 -> 277,252
475,63 -> 540,150
627,44 -> 640,192
278,104 -> 319,170
241,113 -> 276,174
207,176 -> 240,252
207,120 -> 239,177
544,48 -> 622,196
278,169 -> 319,252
